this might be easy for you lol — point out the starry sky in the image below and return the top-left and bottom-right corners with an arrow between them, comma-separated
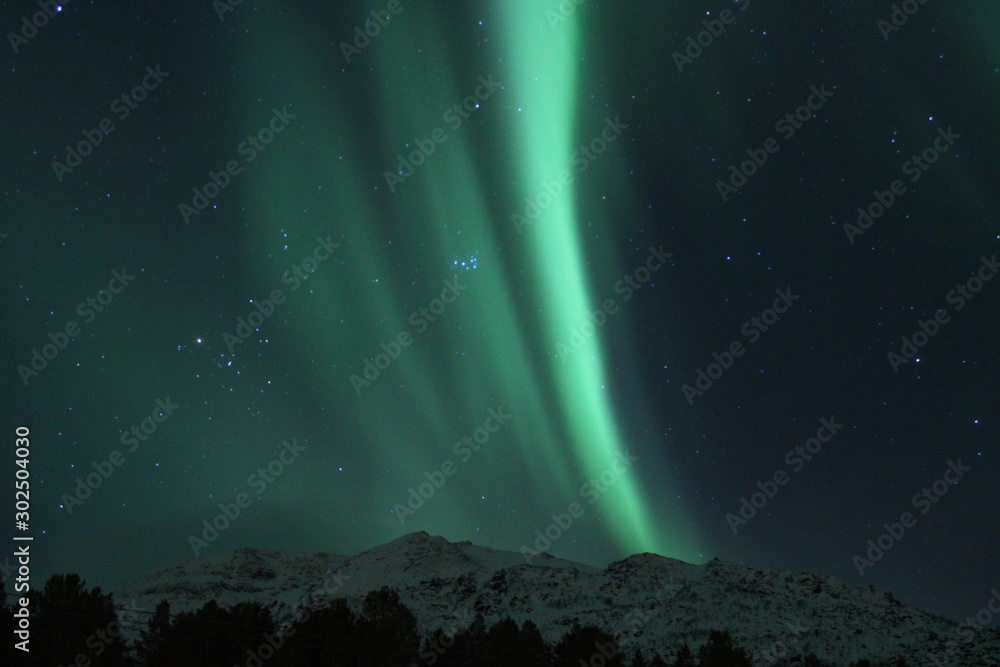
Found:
2,0 -> 997,626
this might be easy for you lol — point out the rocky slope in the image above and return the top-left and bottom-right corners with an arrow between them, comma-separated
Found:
114,531 -> 999,665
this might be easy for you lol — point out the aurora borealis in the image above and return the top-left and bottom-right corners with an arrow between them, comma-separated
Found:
2,0 -> 999,627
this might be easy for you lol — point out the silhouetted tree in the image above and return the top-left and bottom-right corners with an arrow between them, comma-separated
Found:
472,616 -> 552,666
802,653 -> 824,667
554,623 -> 624,666
697,630 -> 753,667
355,587 -> 419,667
227,601 -> 280,662
278,597 -> 358,666
419,626 -> 461,667
133,600 -> 172,667
29,573 -> 130,667
480,616 -> 521,665
143,599 -> 276,666
465,612 -> 488,650
428,612 -> 488,666
519,619 -> 554,666
12,570 -> 909,667
673,643 -> 695,667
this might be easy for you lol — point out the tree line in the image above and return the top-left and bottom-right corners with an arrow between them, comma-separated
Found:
2,574 -> 910,666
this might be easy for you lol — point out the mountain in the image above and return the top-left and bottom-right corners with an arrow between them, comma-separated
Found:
114,531 -> 998,665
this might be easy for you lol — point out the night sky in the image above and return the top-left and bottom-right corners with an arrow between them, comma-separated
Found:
2,0 -> 997,626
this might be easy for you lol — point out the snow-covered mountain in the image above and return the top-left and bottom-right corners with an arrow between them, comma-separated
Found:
114,532 -> 998,665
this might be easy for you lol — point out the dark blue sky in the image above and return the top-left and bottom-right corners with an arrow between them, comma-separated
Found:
1,0 -> 997,627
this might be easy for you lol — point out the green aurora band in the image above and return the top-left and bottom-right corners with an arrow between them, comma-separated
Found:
224,2 -> 702,565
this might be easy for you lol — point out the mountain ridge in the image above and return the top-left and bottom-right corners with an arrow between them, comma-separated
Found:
114,531 -> 998,665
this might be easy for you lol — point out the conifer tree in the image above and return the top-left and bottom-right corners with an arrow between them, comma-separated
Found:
553,623 -> 624,667
697,630 -> 753,667
355,587 -> 419,667
30,573 -> 130,667
133,600 -> 171,666
278,597 -> 358,666
673,643 -> 695,667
